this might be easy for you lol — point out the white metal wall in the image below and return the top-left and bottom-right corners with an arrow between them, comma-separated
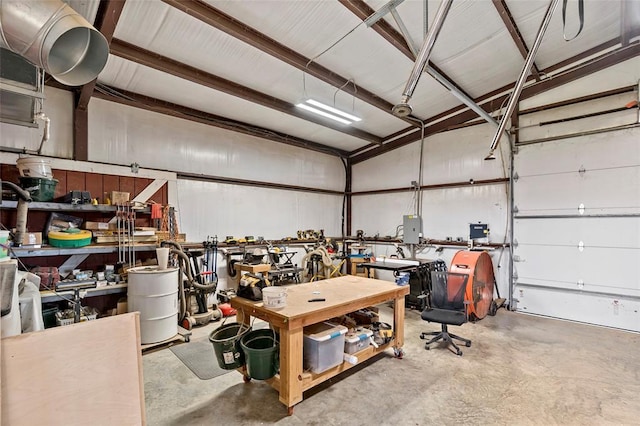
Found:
88,99 -> 345,191
352,122 -> 511,298
178,178 -> 342,290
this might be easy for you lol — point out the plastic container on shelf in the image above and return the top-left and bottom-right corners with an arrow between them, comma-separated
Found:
0,230 -> 9,261
303,322 -> 348,374
19,176 -> 58,201
16,157 -> 53,179
344,328 -> 374,354
48,229 -> 92,247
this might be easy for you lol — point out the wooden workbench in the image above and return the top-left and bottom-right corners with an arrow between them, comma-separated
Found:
230,275 -> 409,414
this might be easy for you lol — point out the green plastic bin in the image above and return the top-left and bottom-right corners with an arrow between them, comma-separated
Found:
19,177 -> 58,202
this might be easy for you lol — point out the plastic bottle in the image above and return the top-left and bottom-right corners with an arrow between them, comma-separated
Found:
343,353 -> 358,365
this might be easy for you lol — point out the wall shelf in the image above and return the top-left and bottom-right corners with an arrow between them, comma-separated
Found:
40,283 -> 128,303
11,244 -> 158,258
0,201 -> 150,213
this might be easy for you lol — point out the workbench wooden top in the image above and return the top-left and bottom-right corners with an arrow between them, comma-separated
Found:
230,276 -> 409,326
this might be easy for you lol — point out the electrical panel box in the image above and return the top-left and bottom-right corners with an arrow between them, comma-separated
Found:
470,223 -> 489,239
403,215 -> 422,244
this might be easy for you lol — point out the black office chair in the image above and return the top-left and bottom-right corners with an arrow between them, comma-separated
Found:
420,271 -> 471,356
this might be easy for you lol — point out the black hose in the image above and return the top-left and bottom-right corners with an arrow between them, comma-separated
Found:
2,181 -> 31,202
228,258 -> 239,278
170,248 -> 217,291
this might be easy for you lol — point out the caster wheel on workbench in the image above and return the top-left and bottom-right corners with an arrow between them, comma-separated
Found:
393,348 -> 405,359
243,375 -> 251,383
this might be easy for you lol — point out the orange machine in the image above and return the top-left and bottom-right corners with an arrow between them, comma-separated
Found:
449,250 -> 496,321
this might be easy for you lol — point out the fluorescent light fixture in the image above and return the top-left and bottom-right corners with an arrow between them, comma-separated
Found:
296,103 -> 352,125
305,99 -> 361,122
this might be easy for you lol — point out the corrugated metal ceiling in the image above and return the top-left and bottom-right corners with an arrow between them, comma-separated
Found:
77,0 -> 638,158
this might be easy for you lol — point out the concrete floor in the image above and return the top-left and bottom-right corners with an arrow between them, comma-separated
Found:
143,306 -> 640,425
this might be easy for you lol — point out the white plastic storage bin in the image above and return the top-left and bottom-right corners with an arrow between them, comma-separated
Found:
344,328 -> 373,354
303,322 -> 348,373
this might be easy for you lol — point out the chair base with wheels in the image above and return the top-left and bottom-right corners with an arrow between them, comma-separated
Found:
420,323 -> 471,356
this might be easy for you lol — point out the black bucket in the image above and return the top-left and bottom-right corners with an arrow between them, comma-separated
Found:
240,329 -> 279,380
209,322 -> 251,370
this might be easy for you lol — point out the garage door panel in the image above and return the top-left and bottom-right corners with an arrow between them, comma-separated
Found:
515,242 -> 640,292
514,127 -> 640,176
513,127 -> 640,331
514,285 -> 640,332
515,167 -> 640,215
515,218 -> 640,247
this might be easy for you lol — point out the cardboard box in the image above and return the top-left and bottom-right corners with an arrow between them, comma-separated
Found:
111,191 -> 130,205
84,221 -> 116,231
21,232 -> 43,247
117,298 -> 128,315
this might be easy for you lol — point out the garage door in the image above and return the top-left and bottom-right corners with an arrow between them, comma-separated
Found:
512,127 -> 640,332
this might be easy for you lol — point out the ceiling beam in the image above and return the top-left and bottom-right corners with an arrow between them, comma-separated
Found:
109,39 -> 383,145
351,41 -> 640,163
92,86 -> 349,157
162,0 -> 418,126
492,0 -> 542,81
74,0 -> 127,162
338,0 -> 473,100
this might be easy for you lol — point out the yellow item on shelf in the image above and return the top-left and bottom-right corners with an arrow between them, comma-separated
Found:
48,229 -> 92,248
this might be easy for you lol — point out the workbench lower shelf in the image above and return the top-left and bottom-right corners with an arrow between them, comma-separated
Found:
260,342 -> 393,392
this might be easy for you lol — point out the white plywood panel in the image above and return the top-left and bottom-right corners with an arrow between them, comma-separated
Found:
89,99 -> 345,191
514,285 -> 640,332
0,87 -> 73,158
353,123 -> 510,191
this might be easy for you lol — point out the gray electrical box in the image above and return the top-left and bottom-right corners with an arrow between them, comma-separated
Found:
403,215 -> 422,244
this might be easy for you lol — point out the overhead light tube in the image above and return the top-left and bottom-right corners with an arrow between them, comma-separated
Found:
305,99 -> 361,122
296,103 -> 352,125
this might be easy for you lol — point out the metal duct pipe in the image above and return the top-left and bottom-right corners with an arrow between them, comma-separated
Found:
0,0 -> 109,86
484,0 -> 560,160
392,0 -> 454,117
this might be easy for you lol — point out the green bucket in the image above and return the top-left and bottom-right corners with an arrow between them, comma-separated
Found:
209,322 -> 251,370
240,329 -> 279,380
19,177 -> 58,202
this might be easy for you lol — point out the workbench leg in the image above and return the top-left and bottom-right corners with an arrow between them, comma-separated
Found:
393,296 -> 406,358
279,327 -> 304,413
236,309 -> 250,327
